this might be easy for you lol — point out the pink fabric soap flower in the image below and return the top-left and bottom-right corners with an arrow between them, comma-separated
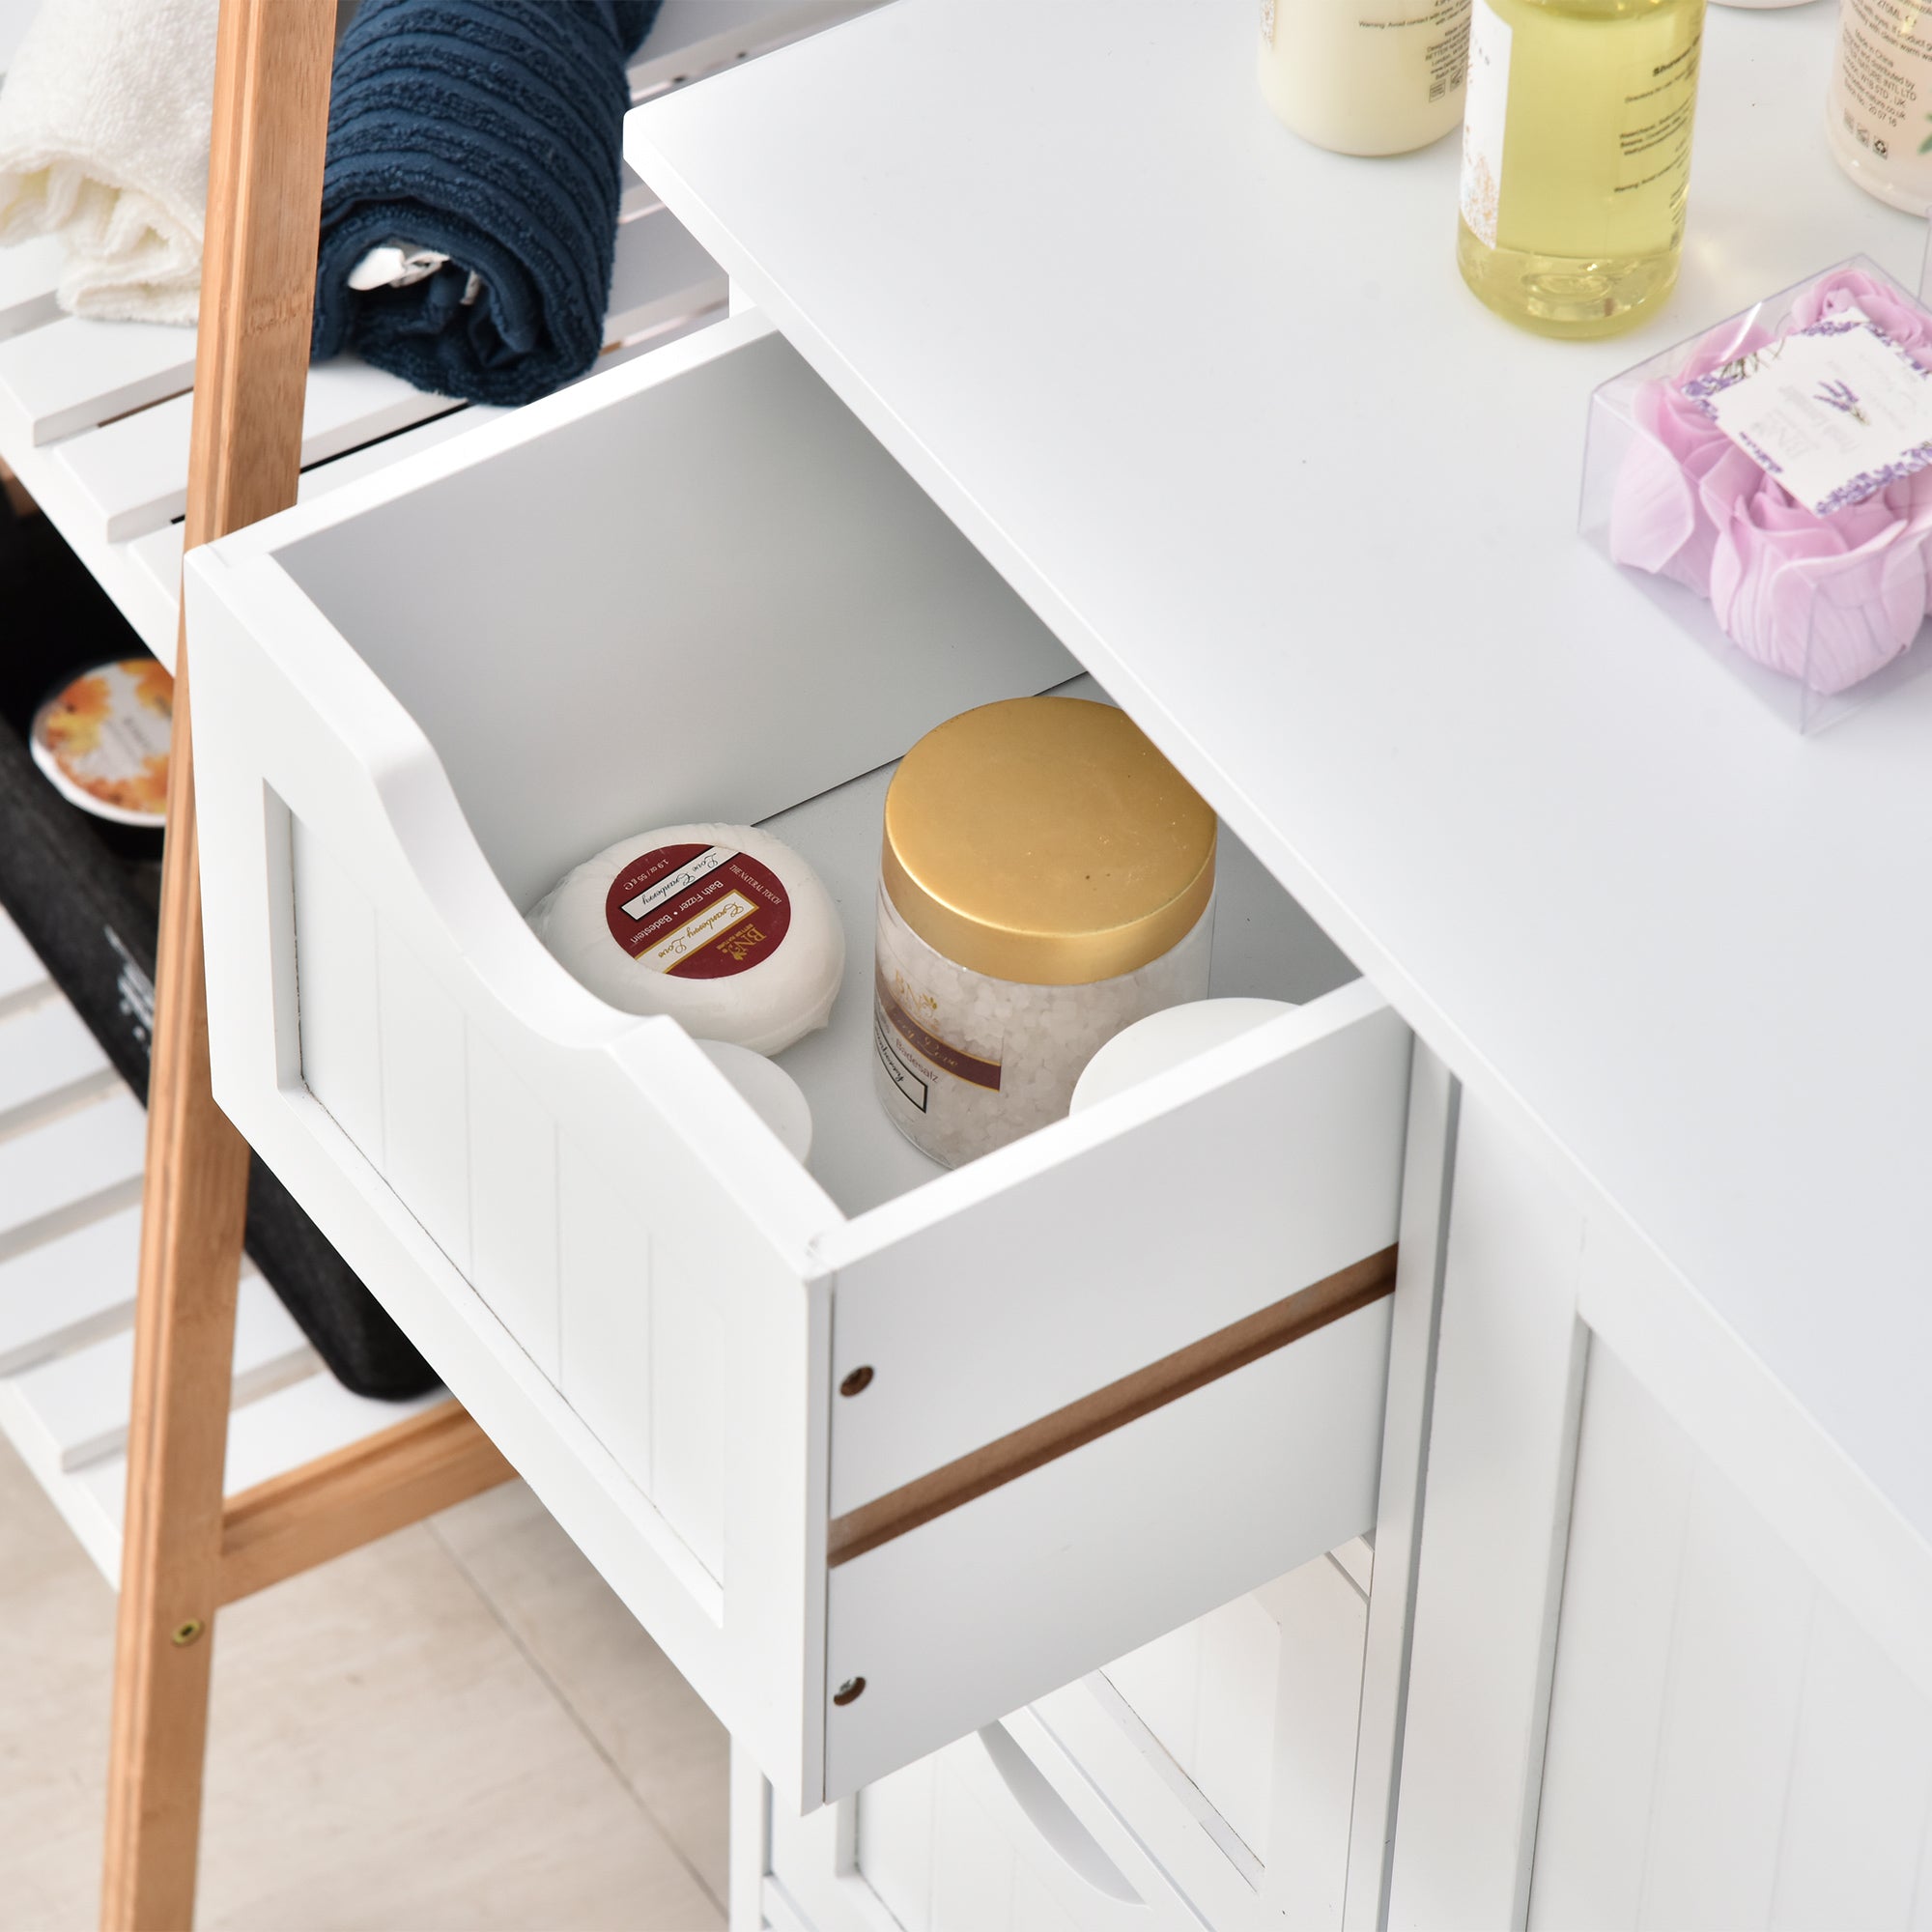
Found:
1609,269 -> 1932,696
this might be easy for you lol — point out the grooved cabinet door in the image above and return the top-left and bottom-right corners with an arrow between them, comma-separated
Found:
1530,1344 -> 1932,1932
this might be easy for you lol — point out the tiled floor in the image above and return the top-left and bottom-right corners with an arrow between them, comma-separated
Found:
0,1435 -> 730,1930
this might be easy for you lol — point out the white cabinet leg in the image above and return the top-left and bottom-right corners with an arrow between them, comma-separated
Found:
730,1743 -> 772,1932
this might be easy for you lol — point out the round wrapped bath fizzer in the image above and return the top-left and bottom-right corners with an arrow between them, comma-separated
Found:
530,825 -> 844,1055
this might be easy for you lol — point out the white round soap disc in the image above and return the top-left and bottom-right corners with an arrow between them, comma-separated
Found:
699,1040 -> 813,1162
1071,998 -> 1298,1111
528,823 -> 845,1057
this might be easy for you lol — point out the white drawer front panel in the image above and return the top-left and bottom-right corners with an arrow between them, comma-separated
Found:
825,985 -> 1410,1518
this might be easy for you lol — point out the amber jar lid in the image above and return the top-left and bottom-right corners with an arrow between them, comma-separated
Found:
880,697 -> 1217,986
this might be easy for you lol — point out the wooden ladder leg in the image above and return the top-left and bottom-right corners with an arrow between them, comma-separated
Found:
99,649 -> 252,1930
99,2 -> 336,1924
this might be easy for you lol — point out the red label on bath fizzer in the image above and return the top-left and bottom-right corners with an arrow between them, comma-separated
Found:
603,843 -> 791,980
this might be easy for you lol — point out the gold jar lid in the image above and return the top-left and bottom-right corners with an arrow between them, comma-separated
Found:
881,697 -> 1217,985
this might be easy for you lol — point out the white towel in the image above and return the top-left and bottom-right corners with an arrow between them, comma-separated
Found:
0,0 -> 219,325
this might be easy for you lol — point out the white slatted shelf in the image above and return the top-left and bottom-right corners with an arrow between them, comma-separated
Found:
53,355 -> 466,546
0,992 -> 117,1135
0,1086 -> 147,1261
0,906 -> 442,1585
2,1269 -> 306,1475
0,0 -> 870,1592
628,0 -> 878,99
71,1377 -> 448,1588
0,1204 -> 142,1377
0,904 -> 49,1011
0,314 -> 195,447
0,0 -> 865,656
2,207 -> 725,660
0,233 -> 63,342
48,207 -> 724,548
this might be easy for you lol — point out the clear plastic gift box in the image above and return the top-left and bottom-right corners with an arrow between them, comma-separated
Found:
1580,255 -> 1932,733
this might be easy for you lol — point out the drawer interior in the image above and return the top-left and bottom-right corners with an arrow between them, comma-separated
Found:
273,321 -> 1360,1221
196,315 -> 1411,1806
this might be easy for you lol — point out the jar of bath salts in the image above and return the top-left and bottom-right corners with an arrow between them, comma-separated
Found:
873,697 -> 1216,1167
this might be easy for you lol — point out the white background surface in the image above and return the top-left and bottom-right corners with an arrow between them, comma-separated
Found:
629,0 -> 1932,1546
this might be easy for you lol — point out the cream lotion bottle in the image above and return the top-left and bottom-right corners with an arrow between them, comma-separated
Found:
1828,0 -> 1932,213
1259,0 -> 1472,156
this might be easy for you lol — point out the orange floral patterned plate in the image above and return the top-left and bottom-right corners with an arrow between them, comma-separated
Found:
30,657 -> 172,826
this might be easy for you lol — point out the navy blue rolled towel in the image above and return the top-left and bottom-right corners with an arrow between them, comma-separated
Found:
312,0 -> 661,407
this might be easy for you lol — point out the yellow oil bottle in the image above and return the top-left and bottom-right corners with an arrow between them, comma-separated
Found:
1457,0 -> 1706,338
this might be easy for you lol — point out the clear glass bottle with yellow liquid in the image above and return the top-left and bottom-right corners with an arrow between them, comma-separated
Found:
1457,0 -> 1706,338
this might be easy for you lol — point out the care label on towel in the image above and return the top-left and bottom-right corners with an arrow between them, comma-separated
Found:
1683,306 -> 1932,517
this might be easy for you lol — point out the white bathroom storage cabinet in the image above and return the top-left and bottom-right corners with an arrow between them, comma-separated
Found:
185,308 -> 1416,1809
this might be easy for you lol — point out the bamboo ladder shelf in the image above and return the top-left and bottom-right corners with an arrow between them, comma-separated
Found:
0,1 -> 866,1922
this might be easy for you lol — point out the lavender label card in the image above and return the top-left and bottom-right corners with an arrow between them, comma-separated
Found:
1680,305 -> 1932,518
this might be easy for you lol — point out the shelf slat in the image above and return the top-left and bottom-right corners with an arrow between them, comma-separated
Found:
4,1269 -> 304,1473
0,233 -> 65,344
44,208 -> 721,549
0,312 -> 195,447
0,1086 -> 147,1261
72,1374 -> 447,1588
0,1203 -> 142,1377
0,993 -> 117,1138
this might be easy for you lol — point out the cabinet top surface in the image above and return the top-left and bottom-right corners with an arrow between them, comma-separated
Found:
630,0 -> 1932,1542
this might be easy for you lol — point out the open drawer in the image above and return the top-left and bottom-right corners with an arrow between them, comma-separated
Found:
185,310 -> 1413,1809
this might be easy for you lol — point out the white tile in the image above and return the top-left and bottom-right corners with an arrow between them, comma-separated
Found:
196,1523 -> 725,1932
432,1478 -> 731,1913
0,1420 -> 116,1930
0,1425 -> 726,1932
